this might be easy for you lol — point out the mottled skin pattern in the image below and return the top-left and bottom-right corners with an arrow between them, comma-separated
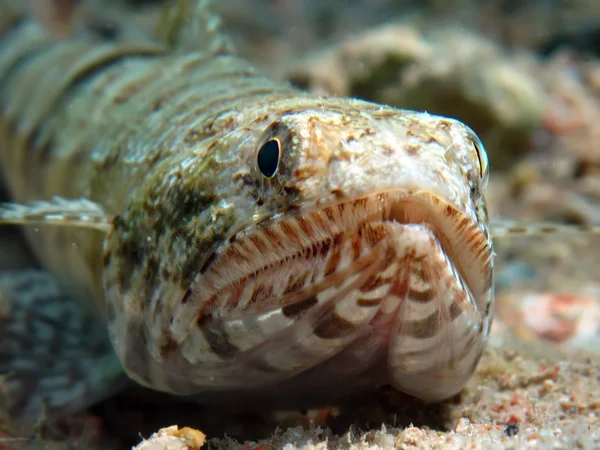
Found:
0,2 -> 494,407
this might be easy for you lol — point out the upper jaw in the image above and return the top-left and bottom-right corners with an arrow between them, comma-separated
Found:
194,190 -> 490,308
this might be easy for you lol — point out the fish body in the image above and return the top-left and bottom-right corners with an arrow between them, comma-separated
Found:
0,1 -> 494,411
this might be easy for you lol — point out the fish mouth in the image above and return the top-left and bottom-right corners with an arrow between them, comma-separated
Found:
188,191 -> 492,322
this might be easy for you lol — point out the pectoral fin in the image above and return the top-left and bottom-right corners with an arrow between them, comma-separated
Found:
490,217 -> 600,238
0,197 -> 113,232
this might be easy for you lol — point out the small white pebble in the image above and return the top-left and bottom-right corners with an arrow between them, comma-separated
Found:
454,417 -> 471,434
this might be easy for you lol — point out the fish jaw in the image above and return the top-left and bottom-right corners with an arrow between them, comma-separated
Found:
109,189 -> 493,403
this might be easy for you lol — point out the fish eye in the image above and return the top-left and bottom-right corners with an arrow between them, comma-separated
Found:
471,134 -> 489,189
257,138 -> 281,178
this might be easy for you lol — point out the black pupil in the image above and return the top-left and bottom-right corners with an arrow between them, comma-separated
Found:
257,139 -> 280,178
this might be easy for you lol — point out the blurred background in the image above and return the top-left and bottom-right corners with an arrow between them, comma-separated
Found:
2,1 -> 599,448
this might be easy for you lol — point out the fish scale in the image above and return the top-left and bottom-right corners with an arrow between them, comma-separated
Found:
2,0 -> 575,419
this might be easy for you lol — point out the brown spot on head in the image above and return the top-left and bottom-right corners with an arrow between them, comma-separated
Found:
293,166 -> 320,181
331,188 -> 345,198
283,203 -> 301,213
282,185 -> 300,198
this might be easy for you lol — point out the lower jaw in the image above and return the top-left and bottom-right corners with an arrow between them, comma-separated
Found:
168,216 -> 485,404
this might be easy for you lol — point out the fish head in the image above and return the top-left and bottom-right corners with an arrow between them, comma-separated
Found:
105,102 -> 494,404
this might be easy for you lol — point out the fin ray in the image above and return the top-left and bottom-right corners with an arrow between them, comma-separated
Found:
490,217 -> 600,239
0,197 -> 112,232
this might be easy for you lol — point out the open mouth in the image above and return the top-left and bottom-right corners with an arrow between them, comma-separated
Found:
187,191 -> 492,322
